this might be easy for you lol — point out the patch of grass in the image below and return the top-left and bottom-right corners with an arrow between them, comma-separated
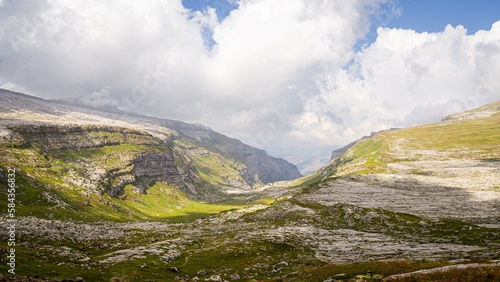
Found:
281,259 -> 451,282
174,138 -> 255,190
323,109 -> 500,177
397,113 -> 500,152
250,197 -> 276,205
166,237 -> 321,281
191,152 -> 246,187
163,201 -> 245,223
343,138 -> 386,174
99,182 -> 245,222
51,143 -> 161,168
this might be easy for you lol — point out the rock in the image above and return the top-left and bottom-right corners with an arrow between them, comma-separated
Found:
110,277 -> 121,282
0,128 -> 14,141
236,143 -> 302,184
75,277 -> 85,282
197,270 -> 207,276
206,275 -> 222,281
277,261 -> 289,267
229,273 -> 241,280
169,266 -> 181,273
372,274 -> 383,280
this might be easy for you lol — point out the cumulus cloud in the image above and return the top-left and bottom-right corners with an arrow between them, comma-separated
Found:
0,0 -> 499,168
0,0 -> 207,103
301,22 -> 500,147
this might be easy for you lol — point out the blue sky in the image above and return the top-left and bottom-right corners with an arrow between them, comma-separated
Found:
182,0 -> 500,33
182,0 -> 238,20
182,0 -> 500,47
388,0 -> 500,33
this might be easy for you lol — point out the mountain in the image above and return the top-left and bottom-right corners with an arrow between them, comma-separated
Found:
443,100 -> 500,121
0,98 -> 498,281
330,128 -> 399,161
0,89 -> 301,221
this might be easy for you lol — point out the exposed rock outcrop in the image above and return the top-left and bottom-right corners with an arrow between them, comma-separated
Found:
163,119 -> 303,185
12,125 -> 163,151
0,89 -> 302,202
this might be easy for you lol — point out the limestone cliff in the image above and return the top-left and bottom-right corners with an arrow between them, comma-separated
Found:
0,89 -> 301,209
161,119 -> 302,184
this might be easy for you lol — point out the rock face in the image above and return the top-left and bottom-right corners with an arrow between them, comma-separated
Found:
160,119 -> 302,184
2,123 -> 189,197
237,142 -> 302,184
0,89 -> 301,202
133,152 -> 178,177
12,125 -> 161,150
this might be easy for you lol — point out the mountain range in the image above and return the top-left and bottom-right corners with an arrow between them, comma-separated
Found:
0,89 -> 301,221
0,90 -> 499,281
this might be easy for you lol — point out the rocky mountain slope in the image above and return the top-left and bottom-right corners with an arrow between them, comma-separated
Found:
0,89 -> 301,221
0,98 -> 498,281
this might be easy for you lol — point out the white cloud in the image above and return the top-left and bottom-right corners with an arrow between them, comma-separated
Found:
0,0 -> 499,167
289,22 -> 500,155
0,0 -> 207,102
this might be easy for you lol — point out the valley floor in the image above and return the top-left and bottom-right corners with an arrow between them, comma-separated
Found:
1,173 -> 499,282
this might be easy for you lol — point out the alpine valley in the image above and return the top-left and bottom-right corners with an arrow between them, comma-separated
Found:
0,89 -> 499,281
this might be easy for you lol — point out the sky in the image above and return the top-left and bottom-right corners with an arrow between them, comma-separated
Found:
0,0 -> 499,172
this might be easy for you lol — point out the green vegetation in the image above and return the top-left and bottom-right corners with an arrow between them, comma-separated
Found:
311,109 -> 500,177
389,112 -> 500,157
110,182 -> 245,222
174,138 -> 252,188
1,100 -> 499,281
192,152 -> 245,186
0,128 -> 252,222
283,259 -> 451,281
0,167 -> 246,222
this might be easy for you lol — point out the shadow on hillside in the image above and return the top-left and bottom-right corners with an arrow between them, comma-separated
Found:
309,175 -> 500,226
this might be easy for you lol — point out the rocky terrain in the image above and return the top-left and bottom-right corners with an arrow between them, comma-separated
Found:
0,93 -> 499,281
0,89 -> 301,220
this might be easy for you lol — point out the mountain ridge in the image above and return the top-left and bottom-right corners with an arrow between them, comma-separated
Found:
0,88 -> 301,220
0,97 -> 498,281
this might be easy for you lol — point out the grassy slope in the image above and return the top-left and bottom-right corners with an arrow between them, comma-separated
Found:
245,104 -> 500,281
0,103 -> 498,281
298,109 -> 500,183
174,139 -> 250,188
0,137 -> 248,222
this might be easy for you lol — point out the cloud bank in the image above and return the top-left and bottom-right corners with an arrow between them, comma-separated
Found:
0,0 -> 499,168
